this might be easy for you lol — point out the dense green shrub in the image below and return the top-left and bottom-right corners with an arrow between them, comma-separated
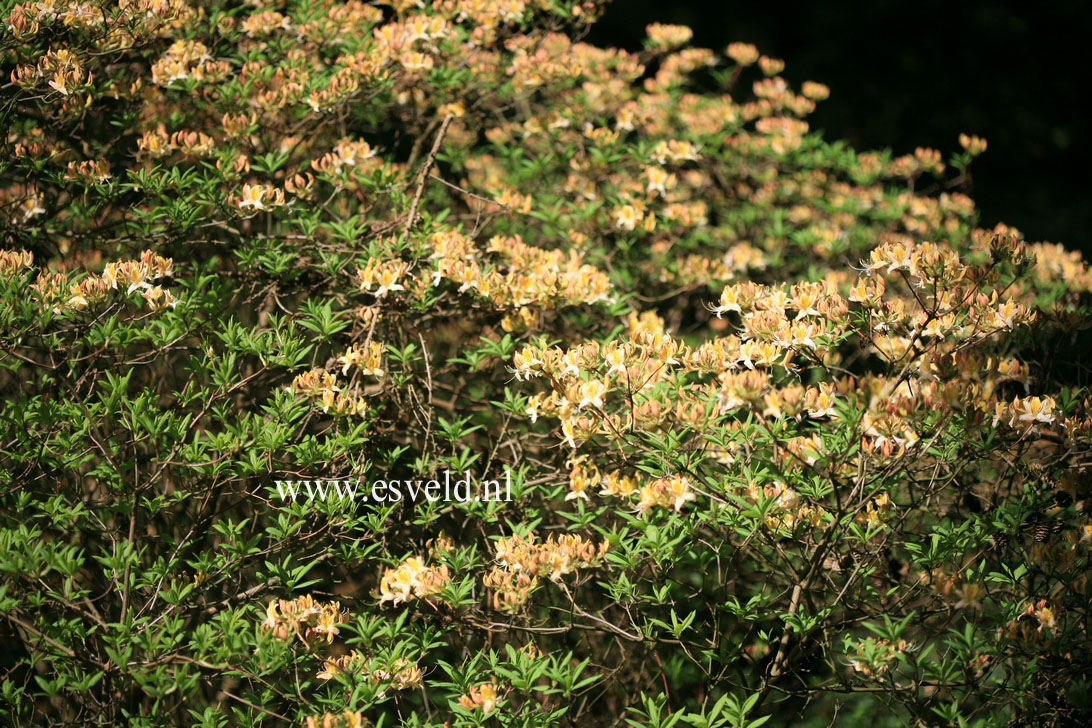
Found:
2,2 -> 1092,726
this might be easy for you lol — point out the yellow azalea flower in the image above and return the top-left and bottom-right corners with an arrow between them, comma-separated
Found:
237,183 -> 268,211
954,583 -> 984,610
603,344 -> 627,377
577,379 -> 606,410
614,204 -> 641,231
1014,396 -> 1056,425
711,286 -> 742,317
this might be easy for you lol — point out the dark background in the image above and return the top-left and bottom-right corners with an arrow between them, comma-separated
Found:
586,0 -> 1091,255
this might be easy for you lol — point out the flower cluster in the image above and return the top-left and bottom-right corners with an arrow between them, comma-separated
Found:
429,231 -> 613,314
646,23 -> 694,50
289,369 -> 368,417
338,342 -> 386,377
457,682 -> 500,714
28,250 -> 178,314
492,532 -> 609,582
64,160 -> 110,184
317,652 -> 424,693
151,40 -> 229,86
565,456 -> 697,517
845,636 -> 913,678
378,555 -> 451,606
736,479 -> 828,532
0,249 -> 33,275
303,710 -> 366,728
481,567 -> 538,613
1004,599 -> 1063,642
261,595 -> 346,645
235,183 -> 287,213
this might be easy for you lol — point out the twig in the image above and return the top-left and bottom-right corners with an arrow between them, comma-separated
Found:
4,613 -> 79,659
405,114 -> 453,234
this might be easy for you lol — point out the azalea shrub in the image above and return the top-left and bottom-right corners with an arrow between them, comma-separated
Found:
3,1 -> 1092,727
